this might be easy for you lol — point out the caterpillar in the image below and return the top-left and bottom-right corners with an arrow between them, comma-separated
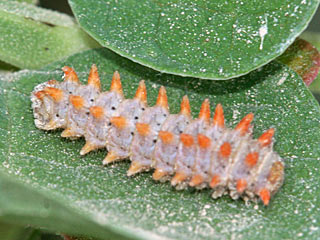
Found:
31,64 -> 285,206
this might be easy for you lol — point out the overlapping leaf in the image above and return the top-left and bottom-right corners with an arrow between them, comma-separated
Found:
69,0 -> 319,80
0,48 -> 319,239
278,38 -> 320,86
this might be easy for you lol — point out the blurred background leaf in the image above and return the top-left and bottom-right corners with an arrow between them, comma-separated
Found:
277,38 -> 320,86
301,32 -> 320,99
0,1 -> 100,69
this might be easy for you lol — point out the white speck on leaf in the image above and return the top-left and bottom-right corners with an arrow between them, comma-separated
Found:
277,72 -> 289,85
259,16 -> 268,50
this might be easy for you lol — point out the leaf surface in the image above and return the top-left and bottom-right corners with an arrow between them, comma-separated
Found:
0,48 -> 320,239
0,1 -> 100,69
69,0 -> 319,80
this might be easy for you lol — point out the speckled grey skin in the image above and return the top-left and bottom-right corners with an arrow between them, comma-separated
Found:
84,91 -> 124,149
227,137 -> 264,200
209,130 -> 248,198
153,114 -> 191,179
174,118 -> 209,189
65,85 -> 100,138
192,125 -> 224,188
106,98 -> 146,160
130,105 -> 169,171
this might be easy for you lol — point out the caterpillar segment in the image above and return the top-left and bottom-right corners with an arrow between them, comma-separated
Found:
152,96 -> 192,182
61,65 -> 102,139
128,86 -> 170,176
31,65 -> 285,206
103,80 -> 147,165
171,99 -> 211,189
189,104 -> 225,189
80,71 -> 124,155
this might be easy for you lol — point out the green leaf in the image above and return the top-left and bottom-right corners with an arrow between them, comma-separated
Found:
0,1 -> 100,69
69,0 -> 319,80
0,48 -> 320,239
277,38 -> 320,86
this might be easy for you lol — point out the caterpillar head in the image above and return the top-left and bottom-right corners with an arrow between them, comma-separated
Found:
31,83 -> 67,130
31,66 -> 82,130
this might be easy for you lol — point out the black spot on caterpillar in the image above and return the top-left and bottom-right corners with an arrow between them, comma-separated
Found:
31,64 -> 285,206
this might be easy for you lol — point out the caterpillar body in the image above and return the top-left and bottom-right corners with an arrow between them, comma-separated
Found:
31,65 -> 285,206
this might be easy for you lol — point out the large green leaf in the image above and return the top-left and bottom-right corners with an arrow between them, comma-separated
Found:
0,1 -> 100,69
69,0 -> 319,80
0,48 -> 320,239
